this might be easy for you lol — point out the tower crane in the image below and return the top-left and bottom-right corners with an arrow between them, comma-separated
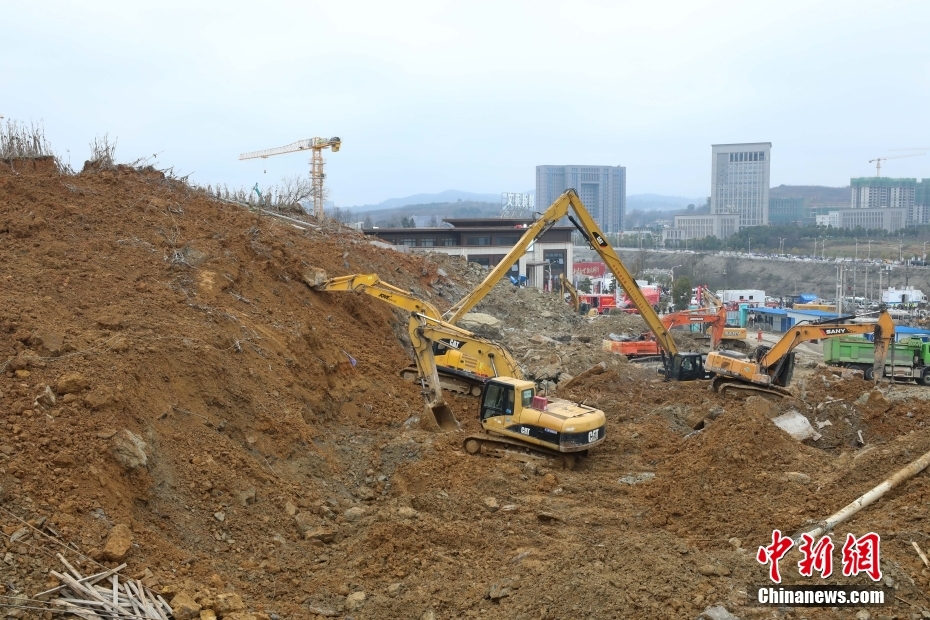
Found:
239,137 -> 341,219
868,151 -> 924,176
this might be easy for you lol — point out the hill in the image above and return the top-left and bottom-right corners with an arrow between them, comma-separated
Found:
2,152 -> 928,620
359,201 -> 501,226
628,193 -> 706,211
352,190 -> 501,211
769,184 -> 851,205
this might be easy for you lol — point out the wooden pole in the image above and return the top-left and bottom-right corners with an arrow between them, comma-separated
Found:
797,448 -> 930,541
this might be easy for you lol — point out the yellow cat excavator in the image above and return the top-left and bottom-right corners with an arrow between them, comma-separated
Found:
315,274 -> 606,463
706,308 -> 895,398
440,188 -> 707,381
315,274 -> 520,396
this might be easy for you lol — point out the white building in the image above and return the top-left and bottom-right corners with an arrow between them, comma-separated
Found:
662,142 -> 771,242
711,142 -> 772,228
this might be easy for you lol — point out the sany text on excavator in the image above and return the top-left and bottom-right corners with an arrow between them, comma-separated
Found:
314,273 -> 607,463
706,308 -> 895,398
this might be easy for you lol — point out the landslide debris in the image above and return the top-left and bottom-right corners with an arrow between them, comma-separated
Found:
1,159 -> 929,620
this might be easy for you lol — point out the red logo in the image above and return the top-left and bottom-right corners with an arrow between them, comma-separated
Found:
841,533 -> 882,581
757,530 -> 794,583
798,534 -> 834,578
758,531 -> 882,583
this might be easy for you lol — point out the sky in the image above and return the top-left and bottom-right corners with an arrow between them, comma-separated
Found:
2,1 -> 929,206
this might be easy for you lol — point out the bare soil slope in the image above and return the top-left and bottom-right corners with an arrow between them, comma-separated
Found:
2,164 -> 929,620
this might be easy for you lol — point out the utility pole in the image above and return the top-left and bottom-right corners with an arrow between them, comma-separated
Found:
853,238 -> 858,305
865,265 -> 869,304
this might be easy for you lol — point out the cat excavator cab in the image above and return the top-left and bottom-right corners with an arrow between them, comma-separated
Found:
464,377 -> 605,465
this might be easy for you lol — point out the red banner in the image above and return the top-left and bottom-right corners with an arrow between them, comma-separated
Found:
573,262 -> 606,277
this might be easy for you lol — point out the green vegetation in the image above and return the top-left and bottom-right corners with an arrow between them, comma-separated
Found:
672,276 -> 692,311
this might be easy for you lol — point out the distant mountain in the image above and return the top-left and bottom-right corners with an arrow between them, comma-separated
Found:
352,190 -> 502,211
769,185 -> 850,206
360,201 -> 501,226
628,193 -> 706,211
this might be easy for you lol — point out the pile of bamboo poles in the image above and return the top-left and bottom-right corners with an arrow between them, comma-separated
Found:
37,554 -> 172,620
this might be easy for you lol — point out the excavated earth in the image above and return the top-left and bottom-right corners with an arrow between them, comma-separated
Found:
1,162 -> 930,620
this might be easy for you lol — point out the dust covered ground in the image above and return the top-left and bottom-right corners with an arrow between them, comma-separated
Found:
2,161 -> 930,620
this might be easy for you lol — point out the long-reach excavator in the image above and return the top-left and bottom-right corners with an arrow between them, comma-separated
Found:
706,309 -> 895,398
559,273 -> 581,314
441,189 -> 707,381
315,274 -> 521,396
314,273 -> 607,462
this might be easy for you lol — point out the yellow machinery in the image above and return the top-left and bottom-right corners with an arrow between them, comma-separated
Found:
706,309 -> 895,398
440,189 -> 705,380
316,274 -> 520,396
315,274 -> 606,461
465,376 -> 605,466
559,273 -> 581,313
239,137 -> 341,220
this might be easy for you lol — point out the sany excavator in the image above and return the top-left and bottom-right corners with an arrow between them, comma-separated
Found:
706,309 -> 895,398
315,273 -> 607,462
440,188 -> 707,381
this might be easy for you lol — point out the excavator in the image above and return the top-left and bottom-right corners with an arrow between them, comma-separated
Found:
314,274 -> 607,462
558,273 -> 581,314
705,308 -> 895,398
606,305 -> 746,358
315,274 -> 521,397
697,285 -> 748,341
440,188 -> 707,381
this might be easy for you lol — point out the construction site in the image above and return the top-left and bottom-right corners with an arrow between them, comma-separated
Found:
3,146 -> 930,620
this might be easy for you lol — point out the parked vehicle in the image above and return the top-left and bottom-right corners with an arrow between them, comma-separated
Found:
823,335 -> 930,384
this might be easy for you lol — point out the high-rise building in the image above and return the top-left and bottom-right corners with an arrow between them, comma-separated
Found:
711,142 -> 772,228
850,177 -> 930,225
535,165 -> 626,233
768,197 -> 805,225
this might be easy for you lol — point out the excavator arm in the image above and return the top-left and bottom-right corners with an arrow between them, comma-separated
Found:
758,310 -> 895,370
446,189 -> 679,356
316,274 -> 442,319
559,273 -> 580,313
558,191 -> 679,357
661,306 -> 727,349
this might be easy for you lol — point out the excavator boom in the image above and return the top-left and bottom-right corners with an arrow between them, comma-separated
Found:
706,309 -> 895,397
757,311 -> 895,369
446,189 -> 680,358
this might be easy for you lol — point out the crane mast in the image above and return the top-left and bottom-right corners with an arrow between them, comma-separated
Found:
239,137 -> 341,220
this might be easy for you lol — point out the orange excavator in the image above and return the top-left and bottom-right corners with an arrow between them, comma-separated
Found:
603,305 -> 742,358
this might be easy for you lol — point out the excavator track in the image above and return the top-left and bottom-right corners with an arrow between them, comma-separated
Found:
710,376 -> 792,399
461,434 -> 583,470
400,366 -> 483,397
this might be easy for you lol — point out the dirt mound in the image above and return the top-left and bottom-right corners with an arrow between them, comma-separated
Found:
3,160 -> 930,619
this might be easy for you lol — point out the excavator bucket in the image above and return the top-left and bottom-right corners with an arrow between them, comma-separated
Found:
421,402 -> 460,431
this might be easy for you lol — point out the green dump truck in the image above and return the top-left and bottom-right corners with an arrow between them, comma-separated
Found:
823,336 -> 930,384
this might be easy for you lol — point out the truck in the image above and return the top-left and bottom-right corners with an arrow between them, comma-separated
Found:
823,335 -> 930,384
618,285 -> 661,314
